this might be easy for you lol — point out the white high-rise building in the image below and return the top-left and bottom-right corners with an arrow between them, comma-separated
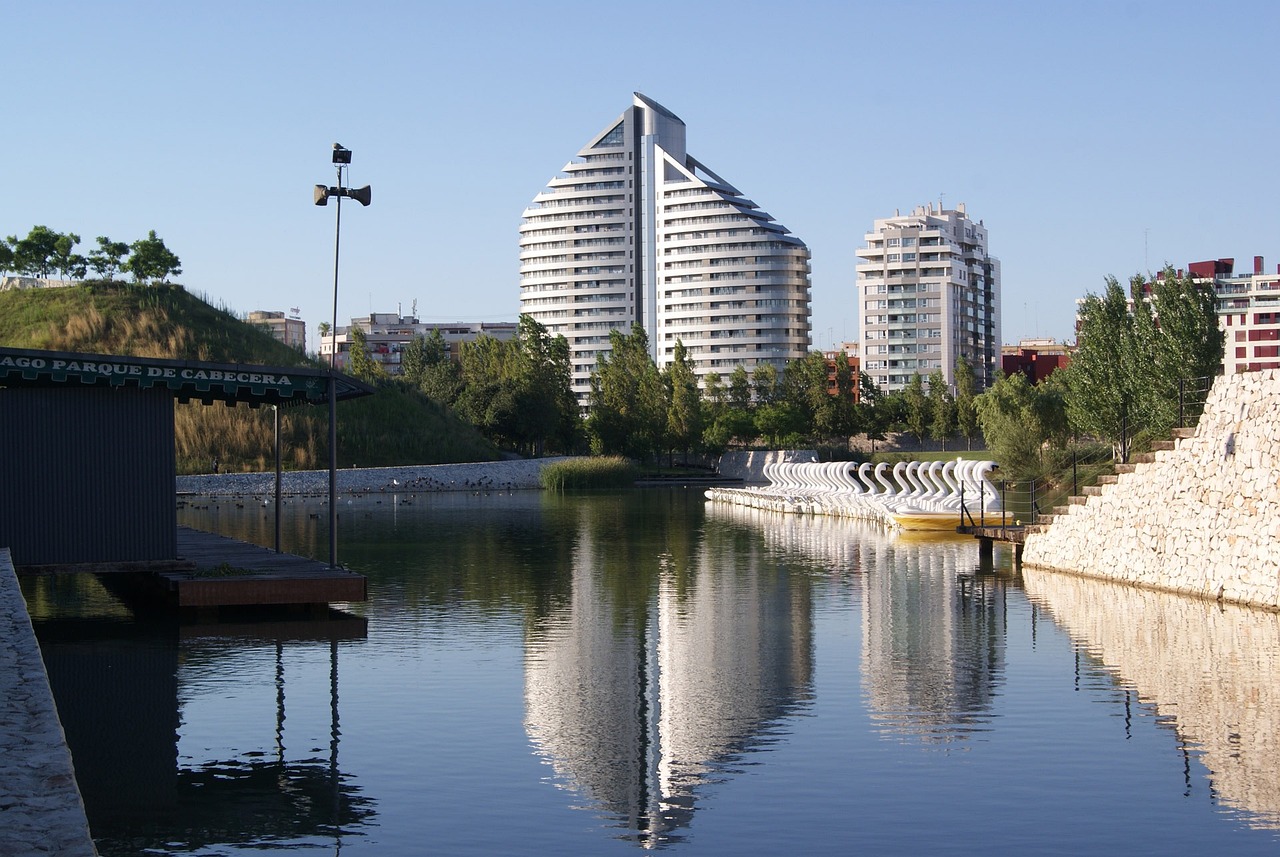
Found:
855,203 -> 1001,392
519,93 -> 812,404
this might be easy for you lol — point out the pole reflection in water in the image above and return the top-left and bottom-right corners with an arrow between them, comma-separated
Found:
22,572 -> 374,856
524,496 -> 815,846
1022,566 -> 1280,829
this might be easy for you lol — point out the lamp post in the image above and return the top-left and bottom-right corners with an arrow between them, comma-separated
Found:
315,143 -> 371,568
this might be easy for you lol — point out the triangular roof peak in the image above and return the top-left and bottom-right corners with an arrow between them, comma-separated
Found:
632,92 -> 683,124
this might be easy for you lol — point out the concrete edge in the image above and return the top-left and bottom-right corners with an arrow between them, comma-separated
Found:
0,548 -> 98,856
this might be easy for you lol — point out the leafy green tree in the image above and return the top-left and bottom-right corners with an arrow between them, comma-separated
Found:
1064,275 -> 1144,459
927,370 -> 955,449
345,326 -> 387,384
727,365 -> 752,410
903,373 -> 927,444
663,340 -> 703,461
752,363 -> 779,406
87,236 -> 130,281
0,240 -> 12,276
402,329 -> 462,405
975,371 -> 1068,478
824,350 -> 859,440
455,316 -> 580,455
7,226 -> 65,278
52,233 -> 85,282
954,356 -> 979,449
123,230 -> 181,283
586,324 -> 667,460
1148,266 -> 1224,423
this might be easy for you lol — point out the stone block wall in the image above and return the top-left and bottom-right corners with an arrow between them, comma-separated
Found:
1023,369 -> 1280,611
715,449 -> 817,484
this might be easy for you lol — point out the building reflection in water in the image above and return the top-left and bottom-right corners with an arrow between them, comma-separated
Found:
708,504 -> 1009,746
523,496 -> 815,847
22,572 -> 374,855
1022,567 -> 1280,829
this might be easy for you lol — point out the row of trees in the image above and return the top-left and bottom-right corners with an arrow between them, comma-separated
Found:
342,315 -> 984,461
338,267 -> 1220,471
976,268 -> 1223,478
1,225 -> 182,284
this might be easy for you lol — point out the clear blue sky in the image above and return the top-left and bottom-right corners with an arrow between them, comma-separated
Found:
7,0 -> 1277,352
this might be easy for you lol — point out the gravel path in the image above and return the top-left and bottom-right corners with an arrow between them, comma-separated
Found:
176,457 -> 573,496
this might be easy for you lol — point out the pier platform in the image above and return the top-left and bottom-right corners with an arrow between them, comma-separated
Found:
158,528 -> 367,609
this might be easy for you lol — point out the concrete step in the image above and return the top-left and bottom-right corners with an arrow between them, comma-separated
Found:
1097,475 -> 1119,485
1069,496 -> 1088,505
1130,452 -> 1157,464
1082,485 -> 1104,496
1036,514 -> 1057,525
1172,427 -> 1196,439
1115,463 -> 1139,474
1053,505 -> 1071,515
1151,439 -> 1176,451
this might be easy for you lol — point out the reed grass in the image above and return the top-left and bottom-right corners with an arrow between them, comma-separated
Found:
540,456 -> 637,490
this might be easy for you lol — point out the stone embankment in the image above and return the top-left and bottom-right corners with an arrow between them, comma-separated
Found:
177,457 -> 571,496
0,549 -> 97,856
1024,369 -> 1280,611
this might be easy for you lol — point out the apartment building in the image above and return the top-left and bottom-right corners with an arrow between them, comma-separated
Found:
246,310 -> 306,351
319,313 -> 517,373
518,93 -> 812,404
1186,256 -> 1280,374
855,203 -> 1000,392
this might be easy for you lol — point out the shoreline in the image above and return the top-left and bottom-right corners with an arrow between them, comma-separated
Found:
176,457 -> 573,496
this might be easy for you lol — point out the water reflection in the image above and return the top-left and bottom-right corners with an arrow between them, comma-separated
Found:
524,494 -> 814,847
1022,568 -> 1280,829
706,503 -> 1009,745
21,573 -> 374,855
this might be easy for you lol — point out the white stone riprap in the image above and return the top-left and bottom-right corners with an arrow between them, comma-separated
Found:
1024,369 -> 1280,611
0,549 -> 98,856
176,457 -> 571,496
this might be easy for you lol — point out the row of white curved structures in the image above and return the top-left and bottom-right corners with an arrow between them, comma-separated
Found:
705,459 -> 1004,531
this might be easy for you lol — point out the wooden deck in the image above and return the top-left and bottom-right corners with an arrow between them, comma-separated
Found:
155,527 -> 367,608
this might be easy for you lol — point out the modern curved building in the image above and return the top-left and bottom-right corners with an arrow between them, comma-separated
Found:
519,93 -> 812,404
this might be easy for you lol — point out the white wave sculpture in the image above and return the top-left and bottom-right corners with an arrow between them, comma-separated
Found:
706,459 -> 1002,531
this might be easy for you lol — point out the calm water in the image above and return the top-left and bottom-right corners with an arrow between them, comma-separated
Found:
22,488 -> 1280,855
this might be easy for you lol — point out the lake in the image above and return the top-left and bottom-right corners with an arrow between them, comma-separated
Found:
22,487 -> 1280,855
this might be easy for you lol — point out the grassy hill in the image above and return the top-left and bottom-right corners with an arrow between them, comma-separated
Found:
0,281 -> 500,473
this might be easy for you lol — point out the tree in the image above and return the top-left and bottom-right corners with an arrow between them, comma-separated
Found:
0,240 -> 12,276
954,357 -> 979,449
87,236 -> 130,281
663,340 -> 703,461
51,233 -> 85,282
752,363 -> 779,406
586,324 -> 667,460
825,350 -> 859,440
402,329 -> 462,405
455,315 -> 580,455
7,226 -> 65,278
1148,266 -> 1224,423
927,370 -> 955,449
123,230 -> 181,283
346,326 -> 386,383
1062,270 -> 1217,460
903,373 -> 927,444
1064,277 -> 1137,458
975,371 -> 1068,478
727,365 -> 752,411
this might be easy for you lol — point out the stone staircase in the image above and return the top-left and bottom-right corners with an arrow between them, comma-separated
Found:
1026,427 -> 1196,535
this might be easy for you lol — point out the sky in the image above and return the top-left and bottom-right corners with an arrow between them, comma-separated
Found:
6,0 -> 1278,353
